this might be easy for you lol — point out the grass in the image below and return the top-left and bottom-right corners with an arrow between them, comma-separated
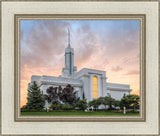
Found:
21,111 -> 140,116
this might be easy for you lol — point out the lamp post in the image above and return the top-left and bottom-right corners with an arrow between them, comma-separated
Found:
123,106 -> 126,114
47,105 -> 50,112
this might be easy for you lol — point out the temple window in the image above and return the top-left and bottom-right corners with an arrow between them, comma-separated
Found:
92,76 -> 98,98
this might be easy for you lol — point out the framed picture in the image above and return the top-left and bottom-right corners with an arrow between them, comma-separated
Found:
1,0 -> 159,136
15,14 -> 145,122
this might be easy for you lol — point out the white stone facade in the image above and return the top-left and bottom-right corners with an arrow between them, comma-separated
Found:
28,29 -> 132,107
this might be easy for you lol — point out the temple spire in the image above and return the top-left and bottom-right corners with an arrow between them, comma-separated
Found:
62,27 -> 77,77
68,27 -> 70,47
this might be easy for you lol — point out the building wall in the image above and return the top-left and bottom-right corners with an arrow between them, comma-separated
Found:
31,75 -> 41,84
75,68 -> 107,102
108,90 -> 130,100
80,76 -> 90,101
106,82 -> 132,100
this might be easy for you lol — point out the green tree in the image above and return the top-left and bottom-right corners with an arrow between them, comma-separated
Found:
113,100 -> 120,109
123,93 -> 126,98
83,92 -> 85,100
88,99 -> 100,110
76,99 -> 88,111
120,94 -> 140,111
104,96 -> 115,110
98,96 -> 119,110
98,97 -> 108,111
27,81 -> 45,110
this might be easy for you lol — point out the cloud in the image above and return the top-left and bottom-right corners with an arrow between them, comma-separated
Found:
111,65 -> 123,72
122,53 -> 139,64
101,21 -> 140,59
21,21 -> 70,69
73,24 -> 99,64
125,70 -> 139,75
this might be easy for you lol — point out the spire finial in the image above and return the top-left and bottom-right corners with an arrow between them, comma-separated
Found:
68,27 -> 70,47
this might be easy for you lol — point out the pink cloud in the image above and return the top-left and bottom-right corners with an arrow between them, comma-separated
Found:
111,65 -> 123,72
125,70 -> 139,75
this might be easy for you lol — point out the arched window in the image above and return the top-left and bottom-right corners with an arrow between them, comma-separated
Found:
92,76 -> 98,98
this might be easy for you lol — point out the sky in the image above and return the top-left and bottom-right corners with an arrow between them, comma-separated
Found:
20,20 -> 140,107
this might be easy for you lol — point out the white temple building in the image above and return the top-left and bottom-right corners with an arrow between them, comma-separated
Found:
28,28 -> 132,107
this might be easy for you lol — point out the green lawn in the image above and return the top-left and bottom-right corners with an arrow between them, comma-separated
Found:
21,111 -> 140,116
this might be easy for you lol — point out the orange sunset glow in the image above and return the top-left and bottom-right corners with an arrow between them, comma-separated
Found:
20,20 -> 140,107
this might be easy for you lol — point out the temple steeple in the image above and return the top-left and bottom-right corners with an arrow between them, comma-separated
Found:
62,28 -> 77,77
68,27 -> 70,47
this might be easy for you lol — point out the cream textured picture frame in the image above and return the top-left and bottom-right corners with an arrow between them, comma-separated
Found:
0,0 -> 159,136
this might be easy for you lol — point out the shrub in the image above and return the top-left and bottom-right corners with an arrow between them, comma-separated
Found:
21,109 -> 46,112
75,99 -> 88,111
50,104 -> 62,110
61,104 -> 72,110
